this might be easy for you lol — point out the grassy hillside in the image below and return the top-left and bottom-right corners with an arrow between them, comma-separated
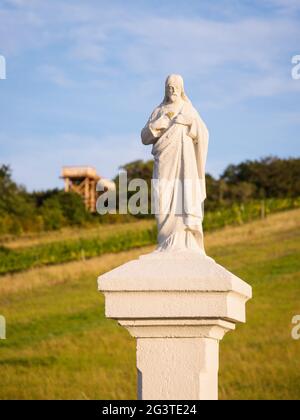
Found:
1,197 -> 299,276
0,209 -> 300,399
0,220 -> 155,250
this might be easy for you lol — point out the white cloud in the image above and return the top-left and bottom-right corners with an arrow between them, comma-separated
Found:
1,0 -> 299,106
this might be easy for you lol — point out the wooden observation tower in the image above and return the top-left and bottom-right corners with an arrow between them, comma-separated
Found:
61,166 -> 100,213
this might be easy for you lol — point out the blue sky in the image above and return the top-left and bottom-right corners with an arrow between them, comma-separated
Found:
0,0 -> 299,191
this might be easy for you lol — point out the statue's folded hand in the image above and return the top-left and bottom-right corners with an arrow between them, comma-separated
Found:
150,115 -> 170,131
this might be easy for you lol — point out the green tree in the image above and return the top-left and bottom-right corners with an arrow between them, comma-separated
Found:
221,156 -> 300,198
40,197 -> 65,230
0,165 -> 36,234
57,191 -> 91,225
40,191 -> 91,228
114,160 -> 154,217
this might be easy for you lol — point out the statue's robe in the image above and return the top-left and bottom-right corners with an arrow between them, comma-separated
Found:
141,100 -> 209,253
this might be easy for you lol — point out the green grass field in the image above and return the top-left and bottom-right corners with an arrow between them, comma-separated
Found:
0,209 -> 299,399
0,197 -> 299,276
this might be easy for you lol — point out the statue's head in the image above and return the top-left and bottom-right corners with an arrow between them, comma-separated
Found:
163,74 -> 189,104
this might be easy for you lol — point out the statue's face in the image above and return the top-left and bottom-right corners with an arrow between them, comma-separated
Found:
166,78 -> 182,103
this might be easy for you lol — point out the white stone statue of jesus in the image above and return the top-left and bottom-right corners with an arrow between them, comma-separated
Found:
141,74 -> 209,254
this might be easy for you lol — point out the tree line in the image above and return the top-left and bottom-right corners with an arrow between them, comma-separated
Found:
0,156 -> 299,235
117,156 -> 300,212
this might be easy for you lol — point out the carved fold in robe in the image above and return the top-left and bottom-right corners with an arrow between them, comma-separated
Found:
141,100 -> 209,253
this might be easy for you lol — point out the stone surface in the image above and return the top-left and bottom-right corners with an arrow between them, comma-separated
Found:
99,252 -> 251,323
137,337 -> 220,400
141,74 -> 209,253
119,319 -> 235,339
98,251 -> 252,400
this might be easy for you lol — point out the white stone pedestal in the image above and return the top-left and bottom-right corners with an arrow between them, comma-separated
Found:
98,251 -> 252,400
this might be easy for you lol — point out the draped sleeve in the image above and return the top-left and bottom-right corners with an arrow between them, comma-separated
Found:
193,110 -> 209,200
141,106 -> 161,145
183,104 -> 209,201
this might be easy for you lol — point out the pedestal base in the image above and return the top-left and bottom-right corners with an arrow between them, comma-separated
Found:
121,319 -> 235,400
98,251 -> 252,400
137,337 -> 218,400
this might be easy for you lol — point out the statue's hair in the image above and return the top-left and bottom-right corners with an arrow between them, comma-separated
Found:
163,74 -> 191,104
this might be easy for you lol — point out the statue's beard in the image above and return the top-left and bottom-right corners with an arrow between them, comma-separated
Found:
168,94 -> 178,103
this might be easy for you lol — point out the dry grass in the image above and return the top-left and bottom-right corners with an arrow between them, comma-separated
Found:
0,246 -> 155,296
205,207 -> 300,248
2,208 -> 298,293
